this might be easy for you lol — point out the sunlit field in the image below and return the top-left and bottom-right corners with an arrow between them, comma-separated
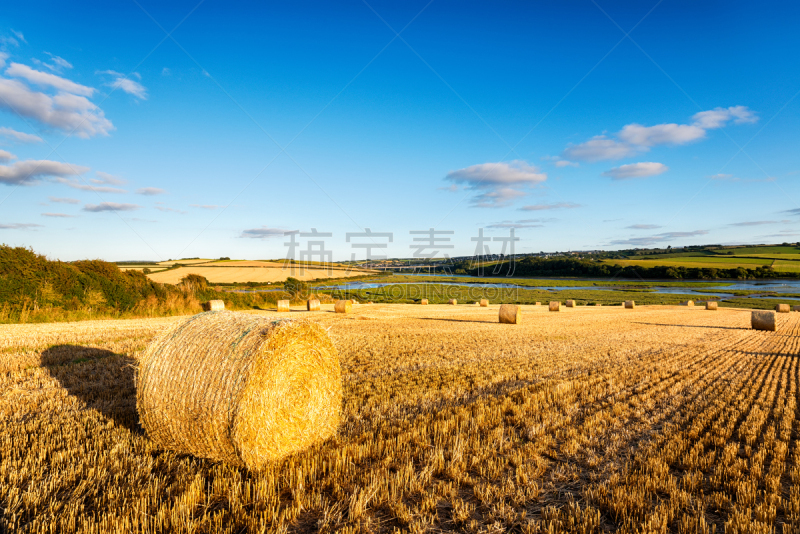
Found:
2,303 -> 799,533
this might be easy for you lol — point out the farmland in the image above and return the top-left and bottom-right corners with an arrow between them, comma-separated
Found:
2,304 -> 800,532
144,260 -> 376,284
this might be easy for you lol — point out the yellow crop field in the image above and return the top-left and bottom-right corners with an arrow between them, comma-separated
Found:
608,258 -> 778,270
145,264 -> 371,284
2,304 -> 800,532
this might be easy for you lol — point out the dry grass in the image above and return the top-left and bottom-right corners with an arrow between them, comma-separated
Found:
147,264 -> 371,284
1,304 -> 799,532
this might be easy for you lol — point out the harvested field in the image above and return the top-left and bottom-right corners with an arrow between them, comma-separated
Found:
2,304 -> 800,532
146,265 -> 370,284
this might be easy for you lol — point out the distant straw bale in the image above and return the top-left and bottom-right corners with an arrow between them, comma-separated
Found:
776,304 -> 790,313
793,305 -> 800,312
334,300 -> 352,314
307,299 -> 320,311
752,310 -> 776,331
706,301 -> 718,311
420,299 -> 428,305
136,311 -> 342,469
277,300 -> 290,312
535,302 -> 541,306
499,304 -> 521,324
201,300 -> 224,312
480,299 -> 489,307
448,299 -> 457,305
549,301 -> 560,312
565,300 -> 575,308
625,301 -> 635,309
683,300 -> 695,307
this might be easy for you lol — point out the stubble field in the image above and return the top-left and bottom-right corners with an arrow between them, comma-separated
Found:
1,303 -> 799,533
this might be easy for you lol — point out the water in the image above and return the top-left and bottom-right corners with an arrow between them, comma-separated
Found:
229,278 -> 800,301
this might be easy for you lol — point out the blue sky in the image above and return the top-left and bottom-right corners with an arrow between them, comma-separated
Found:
1,0 -> 799,261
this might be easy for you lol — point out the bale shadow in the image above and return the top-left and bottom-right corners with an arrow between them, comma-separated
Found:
416,317 -> 495,324
43,345 -> 142,433
630,321 -> 747,331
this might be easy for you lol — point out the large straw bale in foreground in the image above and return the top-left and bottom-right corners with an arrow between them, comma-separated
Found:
307,299 -> 320,311
549,301 -> 560,312
277,300 -> 290,312
499,304 -> 521,324
776,304 -> 790,313
201,300 -> 224,312
334,300 -> 352,314
624,300 -> 635,309
137,311 -> 342,469
752,310 -> 776,332
706,301 -> 718,310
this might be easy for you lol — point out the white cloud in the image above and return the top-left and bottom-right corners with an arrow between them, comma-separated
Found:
49,196 -> 80,204
191,204 -> 222,210
5,63 -> 94,97
11,30 -> 26,44
102,71 -> 147,100
0,78 -> 113,138
520,202 -> 581,211
692,106 -> 758,129
92,171 -> 126,185
43,53 -> 73,72
564,106 -> 757,163
554,160 -> 579,168
0,149 -> 15,162
137,187 -> 166,196
729,221 -> 779,227
444,160 -> 547,208
562,136 -> 636,162
0,126 -> 42,143
55,177 -> 126,194
42,212 -> 76,218
627,224 -> 662,230
0,52 -> 7,69
0,222 -> 41,230
603,162 -> 668,180
240,227 -> 288,239
0,159 -> 88,186
83,202 -> 140,212
617,123 -> 705,146
486,219 -> 546,229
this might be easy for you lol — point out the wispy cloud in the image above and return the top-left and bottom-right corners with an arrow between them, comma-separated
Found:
42,212 -> 76,218
563,136 -> 636,162
83,202 -> 140,212
6,62 -> 94,96
519,202 -> 581,211
0,126 -> 42,144
92,171 -> 126,185
240,227 -> 288,239
55,177 -> 126,194
191,204 -> 222,210
100,70 -> 147,99
0,222 -> 42,230
692,106 -> 758,129
0,149 -> 14,162
0,159 -> 88,186
610,230 -> 709,246
603,162 -> 668,180
626,224 -> 662,230
155,206 -> 185,214
137,187 -> 165,196
49,196 -> 80,204
444,160 -> 547,208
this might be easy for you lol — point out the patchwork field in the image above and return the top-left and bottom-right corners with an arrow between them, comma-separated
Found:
608,258 -> 784,271
2,303 -> 799,532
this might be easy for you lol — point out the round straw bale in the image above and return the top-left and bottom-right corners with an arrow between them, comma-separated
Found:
499,304 -> 521,324
535,302 -> 541,306
624,300 -> 635,309
137,311 -> 341,469
334,300 -> 352,314
277,300 -> 290,312
565,300 -> 575,308
752,310 -> 776,331
307,299 -> 320,311
683,300 -> 695,307
420,299 -> 428,305
793,305 -> 800,312
549,301 -> 560,312
448,299 -> 457,305
706,301 -> 718,310
349,299 -> 358,305
776,303 -> 790,313
480,299 -> 489,307
201,300 -> 224,312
